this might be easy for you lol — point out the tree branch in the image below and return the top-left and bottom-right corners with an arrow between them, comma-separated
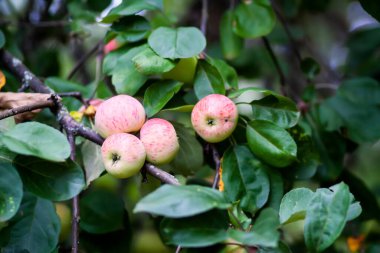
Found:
145,163 -> 180,186
200,0 -> 208,36
58,92 -> 88,106
262,37 -> 287,96
0,99 -> 55,120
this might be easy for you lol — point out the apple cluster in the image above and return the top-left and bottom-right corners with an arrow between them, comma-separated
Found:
95,95 -> 179,179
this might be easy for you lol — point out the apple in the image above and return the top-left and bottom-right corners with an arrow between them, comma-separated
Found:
191,94 -> 238,143
162,56 -> 198,84
140,118 -> 179,165
104,39 -> 120,54
55,203 -> 72,242
101,133 -> 146,178
95,95 -> 146,138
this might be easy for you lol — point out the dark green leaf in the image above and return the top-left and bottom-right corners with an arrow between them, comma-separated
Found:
250,94 -> 300,128
170,123 -> 204,176
103,45 -> 148,95
132,47 -> 175,75
110,15 -> 150,43
0,163 -> 23,222
300,57 -> 320,80
81,140 -> 105,186
359,0 -> 380,21
338,77 -> 380,105
222,145 -> 270,212
279,188 -> 314,224
1,193 -> 60,253
233,0 -> 276,38
247,120 -> 297,167
304,182 -> 351,252
265,167 -> 284,211
228,87 -> 273,99
220,10 -> 244,60
1,122 -> 70,162
194,60 -> 225,99
143,80 -> 183,117
160,209 -> 229,247
14,156 -> 85,201
45,77 -> 90,96
209,58 -> 239,90
80,190 -> 125,234
134,185 -> 230,218
148,27 -> 206,59
103,0 -> 163,23
228,208 -> 280,248
0,30 -> 5,49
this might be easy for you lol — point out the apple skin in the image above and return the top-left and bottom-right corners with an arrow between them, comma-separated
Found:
191,94 -> 238,143
101,133 -> 146,178
95,95 -> 146,138
140,118 -> 179,165
162,57 -> 198,84
55,203 -> 72,242
104,39 -> 120,54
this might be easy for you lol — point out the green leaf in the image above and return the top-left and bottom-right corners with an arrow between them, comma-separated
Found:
265,167 -> 284,211
233,0 -> 276,38
80,190 -> 125,234
1,193 -> 60,253
103,45 -> 148,95
45,77 -> 90,95
0,117 -> 16,132
251,94 -> 300,128
134,184 -> 231,218
160,210 -> 229,247
14,156 -> 85,201
346,202 -> 362,222
110,15 -> 150,43
143,80 -> 183,117
246,120 -> 297,167
0,30 -> 5,49
132,47 -> 176,75
220,10 -> 244,60
228,86 -> 274,99
228,208 -> 280,248
222,145 -> 270,212
148,27 -> 206,59
300,57 -> 320,80
279,188 -> 314,224
304,182 -> 351,252
81,140 -> 105,186
170,123 -> 204,176
194,60 -> 225,99
1,122 -> 70,162
359,0 -> 380,21
162,105 -> 194,113
209,58 -> 239,90
0,163 -> 23,222
337,77 -> 380,106
103,0 -> 163,23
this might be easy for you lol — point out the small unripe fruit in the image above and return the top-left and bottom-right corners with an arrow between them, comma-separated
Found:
191,94 -> 238,143
162,57 -> 198,84
140,118 -> 179,165
79,98 -> 104,117
95,95 -> 146,138
101,133 -> 146,178
55,203 -> 71,242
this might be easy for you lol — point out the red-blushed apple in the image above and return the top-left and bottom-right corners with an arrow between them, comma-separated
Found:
140,118 -> 179,165
95,95 -> 146,138
101,133 -> 146,178
191,94 -> 238,143
104,39 -> 120,54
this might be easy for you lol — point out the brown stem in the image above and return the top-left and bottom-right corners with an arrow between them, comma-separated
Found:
0,99 -> 55,120
262,37 -> 287,96
210,144 -> 221,189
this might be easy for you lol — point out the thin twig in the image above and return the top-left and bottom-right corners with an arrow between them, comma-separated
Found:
0,99 -> 55,120
67,40 -> 102,80
210,144 -> 221,189
200,0 -> 208,36
175,246 -> 182,253
145,163 -> 180,186
58,92 -> 88,105
262,37 -> 287,96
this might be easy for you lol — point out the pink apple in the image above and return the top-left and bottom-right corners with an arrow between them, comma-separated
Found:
191,94 -> 238,143
95,95 -> 146,138
140,118 -> 179,165
104,39 -> 120,54
101,133 -> 146,178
